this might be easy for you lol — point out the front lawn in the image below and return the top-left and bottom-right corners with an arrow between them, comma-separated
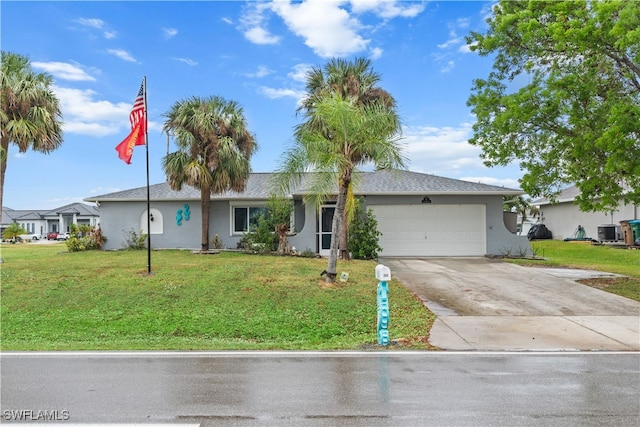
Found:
507,240 -> 640,301
0,244 -> 435,350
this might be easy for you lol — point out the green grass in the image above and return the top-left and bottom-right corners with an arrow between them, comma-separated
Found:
506,240 -> 640,301
0,244 -> 435,351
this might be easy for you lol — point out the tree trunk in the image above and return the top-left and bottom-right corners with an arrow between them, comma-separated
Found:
339,207 -> 350,260
200,185 -> 211,252
276,224 -> 289,254
326,174 -> 351,282
0,136 -> 9,212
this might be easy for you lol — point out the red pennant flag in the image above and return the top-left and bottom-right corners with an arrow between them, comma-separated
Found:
116,80 -> 146,164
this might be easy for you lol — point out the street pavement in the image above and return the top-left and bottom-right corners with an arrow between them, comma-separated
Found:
382,257 -> 640,351
1,351 -> 639,426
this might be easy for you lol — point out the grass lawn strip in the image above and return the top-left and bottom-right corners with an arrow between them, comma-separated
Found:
506,240 -> 640,301
0,244 -> 435,350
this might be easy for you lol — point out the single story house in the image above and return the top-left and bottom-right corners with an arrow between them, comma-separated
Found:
84,169 -> 531,257
1,202 -> 100,237
533,185 -> 639,241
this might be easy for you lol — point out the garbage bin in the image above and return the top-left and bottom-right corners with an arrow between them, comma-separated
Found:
629,220 -> 640,243
619,220 -> 633,245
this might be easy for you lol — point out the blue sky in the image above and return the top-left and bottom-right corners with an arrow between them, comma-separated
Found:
2,0 -> 520,210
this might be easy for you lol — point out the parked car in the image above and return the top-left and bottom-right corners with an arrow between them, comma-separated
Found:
56,232 -> 70,241
47,232 -> 59,240
18,233 -> 42,241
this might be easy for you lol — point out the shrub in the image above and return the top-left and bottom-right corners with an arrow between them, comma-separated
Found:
348,200 -> 382,260
239,195 -> 294,254
123,228 -> 148,250
65,225 -> 105,252
211,233 -> 224,249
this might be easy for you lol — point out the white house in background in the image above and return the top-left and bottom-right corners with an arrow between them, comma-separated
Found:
1,203 -> 100,237
85,169 -> 531,257
533,186 -> 639,240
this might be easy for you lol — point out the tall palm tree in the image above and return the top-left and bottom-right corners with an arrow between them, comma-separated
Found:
0,51 -> 63,210
298,57 -> 400,261
162,96 -> 257,252
277,93 -> 405,282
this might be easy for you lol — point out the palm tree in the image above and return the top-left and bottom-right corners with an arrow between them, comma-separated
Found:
2,222 -> 26,242
298,57 -> 399,261
0,51 -> 63,210
162,96 -> 257,252
277,93 -> 405,282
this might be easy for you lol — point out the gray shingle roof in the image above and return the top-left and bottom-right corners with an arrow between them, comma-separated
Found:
1,203 -> 99,225
85,170 -> 522,202
42,202 -> 100,217
533,186 -> 580,206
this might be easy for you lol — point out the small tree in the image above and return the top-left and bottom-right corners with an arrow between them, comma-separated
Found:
239,195 -> 294,254
348,199 -> 382,260
267,195 -> 294,254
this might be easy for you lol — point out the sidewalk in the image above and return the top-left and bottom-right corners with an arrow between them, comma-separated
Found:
382,258 -> 640,351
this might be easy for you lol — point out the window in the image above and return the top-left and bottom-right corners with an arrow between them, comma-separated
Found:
233,206 -> 268,233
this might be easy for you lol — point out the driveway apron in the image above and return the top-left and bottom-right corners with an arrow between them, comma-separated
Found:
382,257 -> 640,351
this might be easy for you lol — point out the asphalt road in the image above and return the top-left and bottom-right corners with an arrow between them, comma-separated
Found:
2,351 -> 639,426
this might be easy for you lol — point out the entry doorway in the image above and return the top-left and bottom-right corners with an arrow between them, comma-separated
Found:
318,205 -> 335,256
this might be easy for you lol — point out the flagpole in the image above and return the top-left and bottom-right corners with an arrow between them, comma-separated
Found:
143,76 -> 152,275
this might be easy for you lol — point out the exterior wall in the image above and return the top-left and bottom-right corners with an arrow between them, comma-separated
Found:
99,194 -> 531,256
17,218 -> 47,236
361,194 -> 531,256
100,201 -> 201,250
287,201 -> 318,253
539,202 -> 639,241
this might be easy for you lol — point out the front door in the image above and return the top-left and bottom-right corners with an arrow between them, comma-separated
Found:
319,205 -> 335,256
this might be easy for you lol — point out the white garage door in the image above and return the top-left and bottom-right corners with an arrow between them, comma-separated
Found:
369,204 -> 486,256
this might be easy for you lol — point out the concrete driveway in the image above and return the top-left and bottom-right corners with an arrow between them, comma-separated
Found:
382,258 -> 640,351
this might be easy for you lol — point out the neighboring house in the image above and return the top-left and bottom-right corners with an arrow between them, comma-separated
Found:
1,203 -> 100,237
85,170 -> 530,257
533,186 -> 639,240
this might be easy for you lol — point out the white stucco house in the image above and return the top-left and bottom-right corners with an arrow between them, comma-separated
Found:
533,185 -> 640,241
1,203 -> 100,237
84,170 -> 531,257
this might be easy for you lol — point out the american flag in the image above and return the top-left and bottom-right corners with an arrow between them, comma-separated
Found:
115,78 -> 147,164
129,82 -> 146,136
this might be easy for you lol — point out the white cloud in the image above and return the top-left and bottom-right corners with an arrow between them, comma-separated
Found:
162,27 -> 178,38
288,63 -> 312,83
271,0 -> 369,58
241,1 -> 424,58
246,65 -> 273,78
222,17 -> 233,25
259,86 -> 305,102
458,43 -> 474,54
241,2 -> 281,45
174,57 -> 198,66
75,17 -> 104,29
402,123 -> 523,188
107,49 -> 137,62
370,47 -> 383,60
349,0 -> 425,18
245,27 -> 281,45
31,61 -> 96,82
403,123 -> 483,173
440,60 -> 455,73
53,86 -> 132,136
438,37 -> 462,50
75,17 -> 117,39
